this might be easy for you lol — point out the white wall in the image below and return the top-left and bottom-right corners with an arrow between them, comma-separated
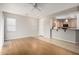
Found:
38,18 -> 44,36
0,11 -> 4,48
4,12 -> 38,40
39,17 -> 51,38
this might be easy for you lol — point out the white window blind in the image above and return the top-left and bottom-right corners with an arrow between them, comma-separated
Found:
6,17 -> 16,31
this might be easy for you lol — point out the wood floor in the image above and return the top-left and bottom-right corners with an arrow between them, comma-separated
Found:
1,37 -> 78,55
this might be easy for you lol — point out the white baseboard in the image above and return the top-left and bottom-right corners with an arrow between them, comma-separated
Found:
51,36 -> 76,43
39,35 -> 77,43
5,35 -> 38,40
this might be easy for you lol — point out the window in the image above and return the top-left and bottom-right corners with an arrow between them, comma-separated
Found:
6,17 -> 16,31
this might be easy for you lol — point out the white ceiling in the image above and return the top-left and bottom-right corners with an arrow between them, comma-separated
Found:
0,3 -> 79,18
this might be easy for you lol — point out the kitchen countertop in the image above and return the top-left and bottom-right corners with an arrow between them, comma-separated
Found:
51,27 -> 79,31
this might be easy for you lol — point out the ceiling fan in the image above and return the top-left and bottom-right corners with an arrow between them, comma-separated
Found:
31,3 -> 41,11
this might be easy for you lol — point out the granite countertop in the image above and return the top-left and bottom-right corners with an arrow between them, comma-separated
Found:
52,27 -> 79,31
68,28 -> 79,30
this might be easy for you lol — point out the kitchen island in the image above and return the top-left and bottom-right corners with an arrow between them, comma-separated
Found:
51,28 -> 79,43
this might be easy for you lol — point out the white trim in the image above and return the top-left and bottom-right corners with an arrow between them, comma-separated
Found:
39,35 -> 77,43
5,35 -> 38,40
52,37 -> 76,43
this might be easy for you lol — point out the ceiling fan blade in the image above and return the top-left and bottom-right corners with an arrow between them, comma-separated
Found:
30,3 -> 41,11
31,7 -> 41,11
35,7 -> 41,11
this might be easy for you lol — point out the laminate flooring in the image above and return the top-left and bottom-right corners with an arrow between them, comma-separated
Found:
1,37 -> 78,55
